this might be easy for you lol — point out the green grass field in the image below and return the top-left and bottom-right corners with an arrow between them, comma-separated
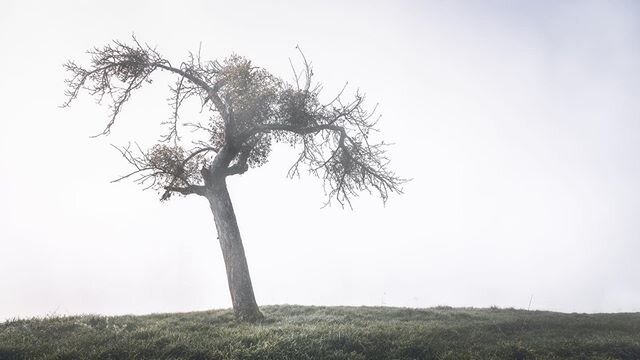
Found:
1,305 -> 639,359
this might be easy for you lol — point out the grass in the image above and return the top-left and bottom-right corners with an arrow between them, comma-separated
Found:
1,305 -> 639,359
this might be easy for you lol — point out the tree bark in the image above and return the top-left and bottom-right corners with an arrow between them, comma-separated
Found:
206,177 -> 263,322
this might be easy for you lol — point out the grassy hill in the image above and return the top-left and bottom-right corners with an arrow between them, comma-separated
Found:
1,305 -> 639,359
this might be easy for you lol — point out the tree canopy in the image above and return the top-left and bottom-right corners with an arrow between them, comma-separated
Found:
63,38 -> 405,207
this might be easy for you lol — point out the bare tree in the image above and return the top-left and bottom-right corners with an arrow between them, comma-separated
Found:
63,37 -> 405,322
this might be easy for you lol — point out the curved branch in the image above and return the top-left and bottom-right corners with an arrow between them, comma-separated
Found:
237,122 -> 404,207
239,123 -> 343,143
156,63 -> 228,121
63,38 -> 228,137
183,146 -> 218,166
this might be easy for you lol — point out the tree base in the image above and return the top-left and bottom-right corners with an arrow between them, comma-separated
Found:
236,308 -> 264,323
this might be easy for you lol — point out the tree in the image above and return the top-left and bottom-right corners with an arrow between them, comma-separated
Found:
63,38 -> 404,322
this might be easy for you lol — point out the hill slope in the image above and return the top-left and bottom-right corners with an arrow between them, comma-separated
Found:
1,305 -> 639,359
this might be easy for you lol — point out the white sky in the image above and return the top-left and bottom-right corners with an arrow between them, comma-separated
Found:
1,0 -> 639,320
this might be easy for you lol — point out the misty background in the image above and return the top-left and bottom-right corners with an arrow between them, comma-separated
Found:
1,0 -> 639,321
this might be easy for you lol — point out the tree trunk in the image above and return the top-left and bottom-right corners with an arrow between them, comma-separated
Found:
206,177 -> 263,322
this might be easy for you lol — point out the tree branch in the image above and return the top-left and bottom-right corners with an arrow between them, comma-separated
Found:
238,123 -> 343,143
155,63 -> 228,122
162,185 -> 206,199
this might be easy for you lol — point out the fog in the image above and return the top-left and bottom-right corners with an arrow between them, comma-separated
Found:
1,0 -> 639,321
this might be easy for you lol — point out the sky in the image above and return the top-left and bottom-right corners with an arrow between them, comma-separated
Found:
1,0 -> 639,321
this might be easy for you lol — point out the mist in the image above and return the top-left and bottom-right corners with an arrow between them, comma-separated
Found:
1,0 -> 639,321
